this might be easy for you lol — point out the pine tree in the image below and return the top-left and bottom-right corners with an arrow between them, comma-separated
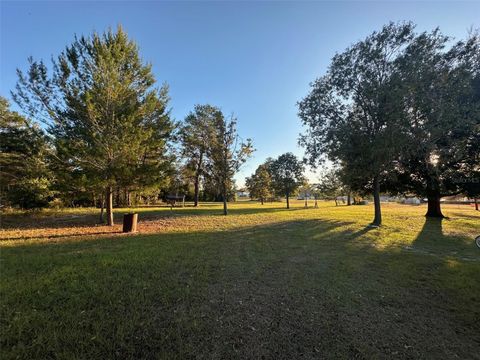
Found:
179,105 -> 220,207
13,27 -> 174,225
0,97 -> 54,209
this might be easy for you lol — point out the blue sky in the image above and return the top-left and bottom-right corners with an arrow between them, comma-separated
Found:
1,1 -> 479,186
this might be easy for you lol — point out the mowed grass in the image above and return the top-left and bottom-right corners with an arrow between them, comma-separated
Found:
1,201 -> 479,359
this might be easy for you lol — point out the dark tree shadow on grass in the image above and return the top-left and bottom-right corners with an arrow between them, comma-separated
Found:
448,212 -> 480,221
346,225 -> 375,240
0,204 -> 312,231
1,230 -> 123,242
411,218 -> 477,258
138,204 -> 312,218
412,218 -> 444,247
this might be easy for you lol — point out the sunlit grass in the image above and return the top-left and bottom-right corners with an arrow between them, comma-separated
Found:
1,201 -> 478,254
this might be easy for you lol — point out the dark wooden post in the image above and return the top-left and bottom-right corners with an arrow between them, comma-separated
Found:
123,213 -> 138,233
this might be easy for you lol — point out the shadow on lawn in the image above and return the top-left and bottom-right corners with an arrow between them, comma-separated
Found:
0,213 -> 103,230
0,204 -> 310,231
413,218 -> 444,245
3,217 -> 358,247
346,225 -> 375,240
448,212 -> 480,220
138,204 -> 310,218
411,217 -> 478,259
2,230 -> 123,242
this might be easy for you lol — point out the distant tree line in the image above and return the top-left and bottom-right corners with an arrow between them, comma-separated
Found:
298,22 -> 479,225
1,27 -> 253,222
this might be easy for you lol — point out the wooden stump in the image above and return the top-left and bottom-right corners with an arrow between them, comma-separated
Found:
123,213 -> 138,233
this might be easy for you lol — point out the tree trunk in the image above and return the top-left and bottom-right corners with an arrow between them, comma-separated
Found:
347,193 -> 351,206
222,182 -> 228,216
372,176 -> 382,226
304,198 -> 308,208
286,192 -> 290,209
261,197 -> 264,205
223,194 -> 227,216
193,153 -> 203,207
475,198 -> 478,211
194,173 -> 200,207
314,197 -> 318,208
124,188 -> 130,207
106,186 -> 114,226
425,194 -> 444,218
193,171 -> 200,207
99,194 -> 104,223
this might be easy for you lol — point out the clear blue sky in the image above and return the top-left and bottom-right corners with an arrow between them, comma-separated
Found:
1,1 -> 479,185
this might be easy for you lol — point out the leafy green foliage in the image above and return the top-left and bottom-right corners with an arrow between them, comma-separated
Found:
299,22 -> 416,225
390,30 -> 480,213
0,97 -> 54,209
298,22 -> 480,222
179,104 -> 222,206
245,163 -> 273,204
12,27 -> 174,222
208,113 -> 254,215
269,153 -> 305,208
316,168 -> 345,200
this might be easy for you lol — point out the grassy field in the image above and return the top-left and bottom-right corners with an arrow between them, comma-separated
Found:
1,201 -> 479,359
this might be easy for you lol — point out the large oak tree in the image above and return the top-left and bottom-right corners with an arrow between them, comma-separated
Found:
392,31 -> 480,217
299,23 -> 415,226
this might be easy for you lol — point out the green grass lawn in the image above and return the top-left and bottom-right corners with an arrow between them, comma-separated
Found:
1,201 -> 479,359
